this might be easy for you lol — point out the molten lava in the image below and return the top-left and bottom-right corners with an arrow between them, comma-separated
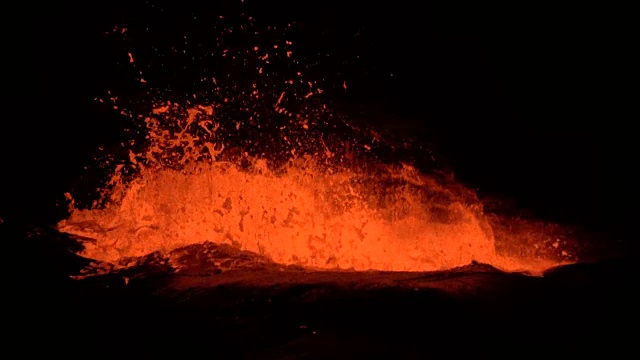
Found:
57,18 -> 575,275
58,104 -> 572,275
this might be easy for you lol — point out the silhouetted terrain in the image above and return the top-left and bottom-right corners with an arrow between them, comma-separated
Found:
25,225 -> 631,358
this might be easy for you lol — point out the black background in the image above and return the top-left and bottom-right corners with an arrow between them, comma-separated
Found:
20,1 -> 633,243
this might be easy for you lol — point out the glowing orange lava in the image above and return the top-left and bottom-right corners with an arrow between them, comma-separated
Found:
57,19 -> 575,276
58,104 -> 572,275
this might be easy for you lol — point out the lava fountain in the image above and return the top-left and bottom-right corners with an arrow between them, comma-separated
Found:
56,17 -> 574,275
58,103 -> 571,274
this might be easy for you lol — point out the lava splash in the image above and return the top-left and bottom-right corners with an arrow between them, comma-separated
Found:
57,103 -> 571,275
56,16 -> 574,275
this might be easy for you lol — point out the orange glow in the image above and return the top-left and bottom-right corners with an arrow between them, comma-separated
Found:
58,104 -> 573,275
57,23 -> 576,276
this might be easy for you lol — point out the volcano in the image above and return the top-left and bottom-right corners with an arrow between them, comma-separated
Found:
21,0 -> 632,357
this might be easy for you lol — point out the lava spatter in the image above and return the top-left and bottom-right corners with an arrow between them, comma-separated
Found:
57,12 -> 575,275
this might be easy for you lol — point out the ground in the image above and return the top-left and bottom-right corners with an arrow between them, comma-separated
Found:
23,223 -> 631,358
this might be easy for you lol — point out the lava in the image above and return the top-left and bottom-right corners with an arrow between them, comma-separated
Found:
58,104 -> 571,275
56,14 -> 575,276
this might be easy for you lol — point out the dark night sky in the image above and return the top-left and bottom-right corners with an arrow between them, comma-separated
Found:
18,1 -> 633,240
